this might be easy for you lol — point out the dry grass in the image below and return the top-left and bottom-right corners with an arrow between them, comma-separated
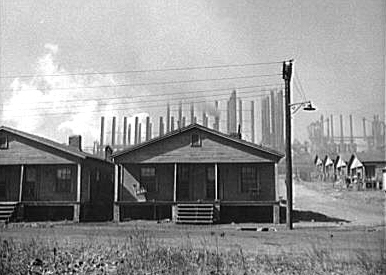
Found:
1,227 -> 385,275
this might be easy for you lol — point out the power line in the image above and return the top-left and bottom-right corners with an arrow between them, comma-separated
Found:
294,69 -> 307,101
3,89 -> 282,118
0,61 -> 283,79
1,83 -> 283,110
1,73 -> 281,93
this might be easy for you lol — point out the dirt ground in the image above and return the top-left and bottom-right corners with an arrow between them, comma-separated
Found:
1,179 -> 385,259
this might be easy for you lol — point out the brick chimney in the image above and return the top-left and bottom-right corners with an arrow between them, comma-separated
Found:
104,145 -> 113,161
69,135 -> 82,151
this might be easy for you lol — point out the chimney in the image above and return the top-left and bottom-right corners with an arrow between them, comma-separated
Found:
104,145 -> 113,161
69,135 -> 82,151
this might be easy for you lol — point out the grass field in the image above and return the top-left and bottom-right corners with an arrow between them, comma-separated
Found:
1,180 -> 385,274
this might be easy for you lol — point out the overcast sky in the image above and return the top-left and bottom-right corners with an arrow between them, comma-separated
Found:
0,0 -> 384,148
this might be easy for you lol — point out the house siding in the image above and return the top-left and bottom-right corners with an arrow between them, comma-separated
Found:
115,129 -> 276,163
0,134 -> 78,165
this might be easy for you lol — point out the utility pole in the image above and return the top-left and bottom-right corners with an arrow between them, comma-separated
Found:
283,60 -> 293,230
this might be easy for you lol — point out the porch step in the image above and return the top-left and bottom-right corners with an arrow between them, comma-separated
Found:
176,204 -> 214,224
0,202 -> 18,223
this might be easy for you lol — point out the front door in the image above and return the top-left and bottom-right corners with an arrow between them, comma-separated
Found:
205,166 -> 215,200
177,165 -> 190,201
23,166 -> 38,200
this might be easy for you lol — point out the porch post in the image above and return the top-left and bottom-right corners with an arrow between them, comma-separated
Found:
215,163 -> 218,201
19,165 -> 24,202
273,163 -> 280,224
113,164 -> 120,222
172,163 -> 177,222
173,163 -> 177,202
73,164 -> 81,222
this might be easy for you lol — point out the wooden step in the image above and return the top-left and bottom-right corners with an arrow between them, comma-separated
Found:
176,203 -> 214,224
0,202 -> 18,222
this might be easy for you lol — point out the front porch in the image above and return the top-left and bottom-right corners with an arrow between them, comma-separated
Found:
114,200 -> 280,224
0,164 -> 82,222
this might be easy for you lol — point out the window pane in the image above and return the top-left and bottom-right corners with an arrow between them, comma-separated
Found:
140,167 -> 157,192
26,168 -> 37,182
241,166 -> 257,192
191,134 -> 201,146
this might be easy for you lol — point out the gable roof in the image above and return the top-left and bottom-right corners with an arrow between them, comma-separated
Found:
0,125 -> 109,162
112,123 -> 284,160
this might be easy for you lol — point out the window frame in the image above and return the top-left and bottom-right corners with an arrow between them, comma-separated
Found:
140,167 -> 158,193
0,135 -> 8,150
56,167 -> 72,193
240,166 -> 260,193
191,134 -> 202,147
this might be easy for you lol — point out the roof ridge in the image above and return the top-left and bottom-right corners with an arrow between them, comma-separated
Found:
112,123 -> 284,158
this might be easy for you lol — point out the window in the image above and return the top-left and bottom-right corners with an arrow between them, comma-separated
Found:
241,166 -> 259,193
0,136 -> 8,149
140,167 -> 157,192
191,134 -> 201,147
56,167 -> 72,192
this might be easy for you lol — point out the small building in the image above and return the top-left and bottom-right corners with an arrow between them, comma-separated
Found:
323,155 -> 335,182
0,126 -> 114,222
348,152 -> 386,190
313,155 -> 324,180
112,124 -> 284,224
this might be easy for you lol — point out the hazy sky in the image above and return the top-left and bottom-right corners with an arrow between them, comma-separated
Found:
0,0 -> 384,148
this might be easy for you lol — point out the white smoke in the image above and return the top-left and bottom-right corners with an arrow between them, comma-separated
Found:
1,44 -> 148,150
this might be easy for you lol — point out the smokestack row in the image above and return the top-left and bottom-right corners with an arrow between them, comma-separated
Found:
261,89 -> 285,151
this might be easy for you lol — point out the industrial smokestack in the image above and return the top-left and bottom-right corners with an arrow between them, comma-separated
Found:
320,115 -> 324,138
277,89 -> 284,151
202,111 -> 207,127
123,117 -> 127,145
238,99 -> 243,133
251,101 -> 255,143
112,116 -> 116,146
138,123 -> 142,144
229,90 -> 237,133
178,102 -> 182,129
330,114 -> 334,142
270,91 -> 275,148
326,118 -> 330,139
362,117 -> 367,140
227,100 -> 230,133
134,117 -> 139,145
166,103 -> 170,133
171,117 -> 175,131
159,117 -> 164,136
214,100 -> 220,131
182,117 -> 186,127
190,103 -> 194,125
128,124 -> 131,145
146,116 -> 150,141
340,114 -> 344,144
100,116 -> 105,147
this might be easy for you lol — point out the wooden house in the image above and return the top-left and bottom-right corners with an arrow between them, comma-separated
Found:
348,152 -> 386,190
323,155 -> 335,182
112,124 -> 284,224
0,126 -> 114,222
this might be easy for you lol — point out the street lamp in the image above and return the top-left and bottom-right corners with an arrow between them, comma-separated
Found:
283,60 -> 316,230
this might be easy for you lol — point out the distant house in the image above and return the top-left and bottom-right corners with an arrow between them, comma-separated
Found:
0,126 -> 114,222
112,124 -> 284,224
348,152 -> 386,189
313,155 -> 324,180
323,155 -> 335,181
334,153 -> 351,181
